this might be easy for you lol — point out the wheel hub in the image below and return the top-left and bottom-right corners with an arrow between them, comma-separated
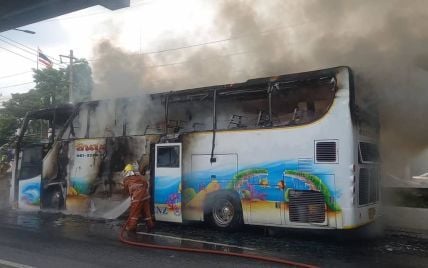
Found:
212,199 -> 234,226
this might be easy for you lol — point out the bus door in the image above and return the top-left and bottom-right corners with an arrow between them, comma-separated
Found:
17,145 -> 44,210
153,143 -> 182,223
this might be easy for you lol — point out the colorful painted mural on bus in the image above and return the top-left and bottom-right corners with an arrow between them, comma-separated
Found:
181,160 -> 340,212
154,175 -> 182,222
67,139 -> 106,213
18,175 -> 41,210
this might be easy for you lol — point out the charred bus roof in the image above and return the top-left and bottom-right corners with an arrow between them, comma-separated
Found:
150,66 -> 352,104
55,66 -> 352,107
26,104 -> 75,123
23,66 -> 353,122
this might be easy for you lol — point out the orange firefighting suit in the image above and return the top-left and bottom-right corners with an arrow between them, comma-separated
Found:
123,174 -> 154,232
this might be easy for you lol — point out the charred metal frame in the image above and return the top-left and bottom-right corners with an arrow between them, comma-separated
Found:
155,66 -> 351,137
152,66 -> 351,102
164,93 -> 170,134
13,104 -> 75,202
210,89 -> 217,163
268,84 -> 272,125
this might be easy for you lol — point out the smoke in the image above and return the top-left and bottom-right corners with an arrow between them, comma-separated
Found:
91,0 -> 428,177
91,41 -> 147,99
280,0 -> 428,180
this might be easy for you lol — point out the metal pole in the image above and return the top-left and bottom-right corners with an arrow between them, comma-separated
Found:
210,89 -> 217,163
213,89 -> 217,131
164,94 -> 170,134
268,85 -> 272,126
69,49 -> 73,103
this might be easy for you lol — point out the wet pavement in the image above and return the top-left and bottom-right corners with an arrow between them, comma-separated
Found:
0,209 -> 427,267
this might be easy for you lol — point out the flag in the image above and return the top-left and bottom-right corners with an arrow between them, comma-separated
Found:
38,49 -> 53,68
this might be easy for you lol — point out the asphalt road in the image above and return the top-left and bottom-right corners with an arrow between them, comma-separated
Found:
0,209 -> 427,267
0,210 -> 282,268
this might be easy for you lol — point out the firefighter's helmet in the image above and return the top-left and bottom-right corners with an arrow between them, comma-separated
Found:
131,161 -> 139,172
123,164 -> 134,173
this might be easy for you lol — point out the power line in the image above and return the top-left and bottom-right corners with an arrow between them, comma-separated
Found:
0,81 -> 34,89
0,71 -> 33,80
0,38 -> 62,67
88,22 -> 306,85
0,42 -> 61,69
87,20 -> 310,64
0,34 -> 61,63
0,35 -> 37,54
0,37 -> 37,57
141,50 -> 251,70
133,52 -> 254,86
140,21 -> 310,56
88,48 -> 252,70
0,38 -> 62,69
0,46 -> 37,63
88,21 -> 308,71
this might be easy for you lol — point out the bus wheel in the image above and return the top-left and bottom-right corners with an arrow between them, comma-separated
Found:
207,192 -> 242,230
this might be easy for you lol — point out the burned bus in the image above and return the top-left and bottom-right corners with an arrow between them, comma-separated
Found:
10,66 -> 380,230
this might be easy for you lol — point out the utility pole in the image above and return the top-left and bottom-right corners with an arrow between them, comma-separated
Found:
69,50 -> 73,103
60,50 -> 76,103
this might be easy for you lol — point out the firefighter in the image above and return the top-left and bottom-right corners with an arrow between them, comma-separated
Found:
122,163 -> 154,232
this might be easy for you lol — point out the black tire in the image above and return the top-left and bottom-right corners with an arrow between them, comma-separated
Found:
205,192 -> 243,230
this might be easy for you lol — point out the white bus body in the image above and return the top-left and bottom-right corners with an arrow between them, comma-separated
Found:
11,66 -> 380,230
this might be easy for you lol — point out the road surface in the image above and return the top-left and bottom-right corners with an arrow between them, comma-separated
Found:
0,209 -> 427,267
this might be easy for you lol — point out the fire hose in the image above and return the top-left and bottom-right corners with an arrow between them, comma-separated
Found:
119,221 -> 319,268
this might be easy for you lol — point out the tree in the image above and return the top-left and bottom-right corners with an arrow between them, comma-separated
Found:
68,59 -> 93,102
33,59 -> 93,104
0,60 -> 93,148
33,67 -> 68,105
0,89 -> 44,146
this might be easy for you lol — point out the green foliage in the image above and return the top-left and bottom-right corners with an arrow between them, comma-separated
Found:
69,60 -> 93,102
0,61 -> 93,148
227,168 -> 269,189
0,111 -> 18,146
284,188 -> 291,202
33,67 -> 68,105
284,170 -> 341,212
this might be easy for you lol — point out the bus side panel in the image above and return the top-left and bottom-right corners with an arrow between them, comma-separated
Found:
66,138 -> 106,213
182,154 -> 238,221
181,78 -> 354,229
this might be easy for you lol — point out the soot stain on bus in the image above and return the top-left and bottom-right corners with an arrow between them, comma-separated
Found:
11,66 -> 382,233
89,1 -> 428,226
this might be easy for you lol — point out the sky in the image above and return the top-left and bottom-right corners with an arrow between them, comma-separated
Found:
0,0 -> 349,101
1,0 -> 428,175
0,0 -> 218,102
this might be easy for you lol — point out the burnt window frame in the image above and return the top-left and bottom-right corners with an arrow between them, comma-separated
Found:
216,88 -> 270,130
162,77 -> 337,134
156,145 -> 180,168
